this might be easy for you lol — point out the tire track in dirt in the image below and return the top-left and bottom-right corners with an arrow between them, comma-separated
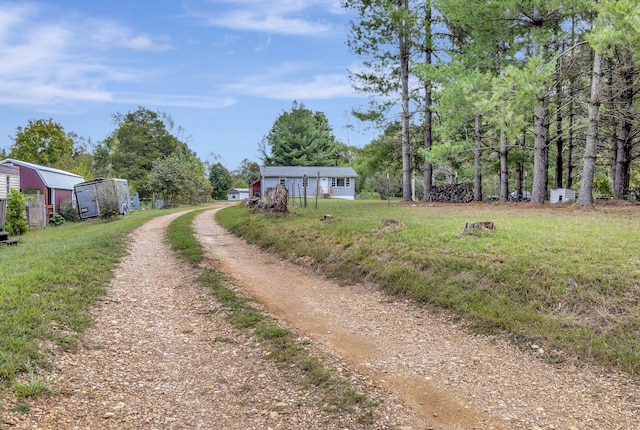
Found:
194,206 -> 640,430
194,207 -> 501,430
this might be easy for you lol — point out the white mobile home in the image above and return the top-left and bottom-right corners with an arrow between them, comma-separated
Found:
261,166 -> 357,200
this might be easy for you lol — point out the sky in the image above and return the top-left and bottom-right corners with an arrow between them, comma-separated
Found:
0,0 -> 382,171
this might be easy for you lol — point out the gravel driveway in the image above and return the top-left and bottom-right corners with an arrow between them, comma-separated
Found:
3,204 -> 638,429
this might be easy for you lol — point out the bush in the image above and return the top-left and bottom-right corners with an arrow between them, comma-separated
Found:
6,189 -> 29,235
58,199 -> 80,222
49,212 -> 66,226
356,191 -> 382,200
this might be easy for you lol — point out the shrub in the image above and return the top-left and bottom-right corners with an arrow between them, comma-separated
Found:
356,191 -> 382,200
49,212 -> 66,226
58,199 -> 80,222
6,189 -> 29,235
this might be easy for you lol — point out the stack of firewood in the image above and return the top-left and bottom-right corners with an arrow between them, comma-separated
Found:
428,185 -> 474,203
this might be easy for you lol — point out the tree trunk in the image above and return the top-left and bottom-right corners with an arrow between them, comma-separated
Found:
530,7 -> 551,205
607,59 -> 617,193
532,93 -> 550,204
516,162 -> 524,201
578,50 -> 604,208
266,184 -> 289,213
613,56 -> 635,199
554,58 -> 564,189
399,0 -> 412,201
422,3 -> 433,202
499,127 -> 509,201
474,114 -> 483,201
566,83 -> 576,189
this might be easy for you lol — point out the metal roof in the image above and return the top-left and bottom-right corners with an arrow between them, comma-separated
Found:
0,159 -> 84,190
261,166 -> 357,178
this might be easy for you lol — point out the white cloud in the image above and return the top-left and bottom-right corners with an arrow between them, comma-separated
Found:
206,10 -> 332,35
0,79 -> 113,105
85,19 -> 173,52
197,0 -> 342,36
0,3 -> 181,107
117,93 -> 237,110
224,64 -> 357,100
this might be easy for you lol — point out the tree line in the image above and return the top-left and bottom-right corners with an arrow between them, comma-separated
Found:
1,107 -> 261,205
343,0 -> 640,207
5,0 -> 639,208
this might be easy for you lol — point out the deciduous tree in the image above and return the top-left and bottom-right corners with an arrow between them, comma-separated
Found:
9,119 -> 75,167
208,162 -> 233,200
94,107 -> 190,197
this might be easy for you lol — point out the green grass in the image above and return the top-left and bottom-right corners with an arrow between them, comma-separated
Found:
216,199 -> 640,377
166,209 -> 373,418
0,208 -> 180,392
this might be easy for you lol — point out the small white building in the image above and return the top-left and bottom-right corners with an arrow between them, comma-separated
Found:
550,188 -> 576,204
227,188 -> 250,200
0,164 -> 20,199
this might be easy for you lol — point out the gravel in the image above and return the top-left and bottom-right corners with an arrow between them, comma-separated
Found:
2,205 -> 638,429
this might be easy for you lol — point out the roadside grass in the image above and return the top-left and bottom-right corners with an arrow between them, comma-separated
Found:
216,200 -> 640,377
0,209 -> 180,394
167,210 -> 373,420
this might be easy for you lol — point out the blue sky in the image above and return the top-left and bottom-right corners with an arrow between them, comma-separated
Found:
0,0 -> 380,170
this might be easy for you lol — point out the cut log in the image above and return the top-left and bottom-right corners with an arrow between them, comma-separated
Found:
428,184 -> 474,203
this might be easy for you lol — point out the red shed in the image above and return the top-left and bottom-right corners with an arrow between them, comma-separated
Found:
249,179 -> 261,198
0,159 -> 84,226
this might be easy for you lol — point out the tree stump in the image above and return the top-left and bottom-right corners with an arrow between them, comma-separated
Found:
381,218 -> 399,226
266,184 -> 289,213
463,221 -> 495,234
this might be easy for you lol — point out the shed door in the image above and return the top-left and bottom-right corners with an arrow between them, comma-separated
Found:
76,185 -> 100,218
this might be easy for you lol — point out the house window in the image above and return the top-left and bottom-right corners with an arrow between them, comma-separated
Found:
279,177 -> 286,185
6,176 -> 9,194
331,177 -> 350,188
302,176 -> 309,187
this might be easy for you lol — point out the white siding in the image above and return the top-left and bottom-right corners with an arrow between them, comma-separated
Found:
0,174 -> 20,199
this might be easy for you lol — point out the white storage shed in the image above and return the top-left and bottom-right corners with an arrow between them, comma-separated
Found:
550,188 -> 576,204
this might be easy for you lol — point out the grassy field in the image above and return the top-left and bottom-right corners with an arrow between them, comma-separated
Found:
216,199 -> 640,377
0,208 -> 181,394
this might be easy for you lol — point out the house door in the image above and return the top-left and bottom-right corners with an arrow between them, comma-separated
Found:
319,178 -> 329,194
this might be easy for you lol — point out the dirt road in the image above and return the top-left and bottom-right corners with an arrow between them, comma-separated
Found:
2,205 -> 638,429
194,206 -> 639,430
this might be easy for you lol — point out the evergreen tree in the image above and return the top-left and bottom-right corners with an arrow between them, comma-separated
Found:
260,101 -> 340,166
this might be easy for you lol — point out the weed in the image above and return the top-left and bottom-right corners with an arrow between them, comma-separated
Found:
10,401 -> 30,414
11,362 -> 52,398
